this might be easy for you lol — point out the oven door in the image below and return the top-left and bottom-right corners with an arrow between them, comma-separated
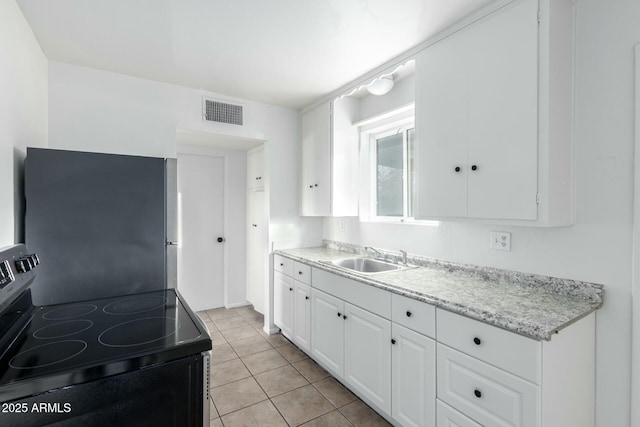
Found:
1,354 -> 207,427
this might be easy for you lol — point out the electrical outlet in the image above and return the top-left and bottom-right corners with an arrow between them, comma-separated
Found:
490,231 -> 511,251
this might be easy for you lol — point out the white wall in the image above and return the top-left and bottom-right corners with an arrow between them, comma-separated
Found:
325,0 -> 640,425
0,0 -> 48,246
48,62 -> 323,306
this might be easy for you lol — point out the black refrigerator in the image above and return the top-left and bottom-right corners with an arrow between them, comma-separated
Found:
25,148 -> 178,306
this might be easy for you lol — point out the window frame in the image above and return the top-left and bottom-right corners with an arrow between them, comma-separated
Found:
369,125 -> 414,223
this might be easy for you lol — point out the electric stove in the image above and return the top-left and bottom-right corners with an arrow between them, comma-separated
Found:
0,244 -> 211,427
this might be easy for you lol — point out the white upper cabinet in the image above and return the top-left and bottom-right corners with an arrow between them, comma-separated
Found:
300,97 -> 359,217
247,145 -> 265,191
415,0 -> 574,226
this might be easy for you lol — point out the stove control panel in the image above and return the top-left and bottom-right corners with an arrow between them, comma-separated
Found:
0,260 -> 14,289
0,245 -> 38,312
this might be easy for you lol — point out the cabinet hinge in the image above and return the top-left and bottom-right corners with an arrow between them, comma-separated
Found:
536,193 -> 541,205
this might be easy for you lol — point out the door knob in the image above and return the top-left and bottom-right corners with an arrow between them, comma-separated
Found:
217,237 -> 225,243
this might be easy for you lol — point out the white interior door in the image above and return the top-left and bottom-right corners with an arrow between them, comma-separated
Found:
177,153 -> 225,311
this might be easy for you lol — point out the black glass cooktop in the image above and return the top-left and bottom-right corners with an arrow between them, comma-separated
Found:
0,289 -> 211,401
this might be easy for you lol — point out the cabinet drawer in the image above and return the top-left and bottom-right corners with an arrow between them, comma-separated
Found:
274,254 -> 294,277
312,268 -> 391,318
293,262 -> 312,285
436,400 -> 481,427
391,293 -> 436,338
437,344 -> 538,427
436,309 -> 540,384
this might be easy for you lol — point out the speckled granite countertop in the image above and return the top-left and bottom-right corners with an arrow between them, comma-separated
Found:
274,241 -> 603,341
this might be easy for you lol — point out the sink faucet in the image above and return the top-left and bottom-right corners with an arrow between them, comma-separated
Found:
399,250 -> 408,265
364,246 -> 385,260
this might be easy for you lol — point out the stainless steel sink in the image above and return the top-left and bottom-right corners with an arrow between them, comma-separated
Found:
330,257 -> 408,274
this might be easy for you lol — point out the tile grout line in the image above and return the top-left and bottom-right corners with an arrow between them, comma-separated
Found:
201,307 -> 386,427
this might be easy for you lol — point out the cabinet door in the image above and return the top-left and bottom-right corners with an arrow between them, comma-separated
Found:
415,30 -> 469,219
300,108 -> 316,216
293,281 -> 311,353
313,102 -> 332,216
311,288 -> 344,378
391,323 -> 436,427
246,146 -> 264,191
466,0 -> 538,220
273,271 -> 293,337
300,102 -> 331,216
344,302 -> 392,415
246,191 -> 266,313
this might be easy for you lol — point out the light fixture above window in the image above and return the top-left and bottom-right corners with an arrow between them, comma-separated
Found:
366,76 -> 394,96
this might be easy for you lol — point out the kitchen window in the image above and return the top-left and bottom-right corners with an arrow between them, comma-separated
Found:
372,127 -> 414,220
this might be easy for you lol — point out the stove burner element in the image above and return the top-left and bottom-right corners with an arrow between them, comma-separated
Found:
43,304 -> 97,320
103,295 -> 168,315
98,317 -> 179,347
9,340 -> 88,370
33,320 -> 94,339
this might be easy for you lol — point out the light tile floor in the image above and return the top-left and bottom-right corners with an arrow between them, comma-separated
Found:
197,306 -> 392,427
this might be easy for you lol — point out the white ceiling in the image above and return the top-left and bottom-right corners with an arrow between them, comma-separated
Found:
17,0 -> 495,109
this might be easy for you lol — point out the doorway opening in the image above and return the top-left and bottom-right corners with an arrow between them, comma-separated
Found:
176,129 -> 266,312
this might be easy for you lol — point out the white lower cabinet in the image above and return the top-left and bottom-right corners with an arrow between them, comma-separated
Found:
344,303 -> 392,415
437,344 -> 538,427
292,281 -> 311,352
274,264 -> 312,352
437,400 -> 482,427
391,323 -> 436,427
311,288 -> 344,377
274,260 -> 595,427
273,271 -> 293,337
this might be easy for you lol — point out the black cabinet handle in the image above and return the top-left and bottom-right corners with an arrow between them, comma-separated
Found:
391,338 -> 396,345
252,224 -> 257,227
471,165 -> 478,171
343,315 -> 347,319
309,185 -> 313,188
337,312 -> 341,317
473,337 -> 481,346
454,166 -> 461,172
298,271 -> 303,275
217,237 -> 225,243
474,389 -> 482,398
305,296 -> 309,300
314,184 -> 318,187
289,287 -> 293,291
280,263 -> 284,266
406,311 -> 412,317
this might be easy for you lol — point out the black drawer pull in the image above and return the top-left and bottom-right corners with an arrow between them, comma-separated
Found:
454,166 -> 461,172
473,337 -> 481,346
280,263 -> 284,266
298,271 -> 303,275
406,311 -> 412,317
474,389 -> 482,398
391,338 -> 396,345
305,296 -> 309,300
337,312 -> 341,317
289,287 -> 293,291
343,315 -> 347,319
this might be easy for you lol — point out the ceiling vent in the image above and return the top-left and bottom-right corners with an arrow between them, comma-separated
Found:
203,98 -> 244,126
